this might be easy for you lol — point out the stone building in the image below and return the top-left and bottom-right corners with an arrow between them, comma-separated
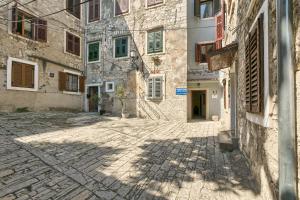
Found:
0,0 -> 85,112
209,0 -> 300,198
84,0 -> 227,122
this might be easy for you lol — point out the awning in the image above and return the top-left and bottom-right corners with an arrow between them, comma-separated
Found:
208,42 -> 238,71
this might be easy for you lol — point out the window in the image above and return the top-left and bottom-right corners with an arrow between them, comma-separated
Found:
147,29 -> 163,54
147,77 -> 162,99
147,0 -> 163,7
11,8 -> 47,42
195,43 -> 215,63
88,42 -> 100,62
114,37 -> 128,58
66,0 -> 81,19
89,0 -> 100,22
66,32 -> 81,56
106,82 -> 115,92
115,0 -> 129,16
11,61 -> 34,88
245,14 -> 264,113
194,0 -> 215,18
7,57 -> 38,91
200,1 -> 213,18
59,71 -> 84,93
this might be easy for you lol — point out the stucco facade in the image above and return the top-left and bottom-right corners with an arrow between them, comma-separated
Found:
0,0 -> 84,112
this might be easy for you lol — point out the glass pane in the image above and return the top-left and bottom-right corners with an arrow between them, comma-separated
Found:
16,15 -> 22,34
154,31 -> 163,52
200,1 -> 213,18
148,32 -> 155,53
201,46 -> 206,62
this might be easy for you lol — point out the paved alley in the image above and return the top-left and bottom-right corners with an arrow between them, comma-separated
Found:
0,112 -> 262,200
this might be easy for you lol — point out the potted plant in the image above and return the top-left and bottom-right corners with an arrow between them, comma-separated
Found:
115,84 -> 129,118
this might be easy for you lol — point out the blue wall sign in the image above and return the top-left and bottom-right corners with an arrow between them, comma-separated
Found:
176,88 -> 188,95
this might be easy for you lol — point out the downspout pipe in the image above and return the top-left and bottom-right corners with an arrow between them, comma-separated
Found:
84,2 -> 88,112
276,0 -> 298,199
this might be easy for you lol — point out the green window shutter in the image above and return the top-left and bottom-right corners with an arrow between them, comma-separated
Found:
115,37 -> 128,57
154,77 -> 162,98
88,42 -> 99,62
154,30 -> 163,52
148,32 -> 155,53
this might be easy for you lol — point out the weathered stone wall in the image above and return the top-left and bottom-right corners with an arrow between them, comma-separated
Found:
236,0 -> 279,199
294,0 -> 300,195
0,0 -> 84,112
86,0 -> 188,120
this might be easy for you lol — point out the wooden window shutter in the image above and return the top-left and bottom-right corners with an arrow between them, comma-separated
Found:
195,44 -> 201,62
66,32 -> 74,53
115,0 -> 129,15
74,0 -> 81,18
12,62 -> 23,87
148,78 -> 153,98
245,14 -> 264,113
59,72 -> 66,91
88,0 -> 94,22
24,64 -> 34,88
245,36 -> 251,111
94,0 -> 100,21
11,7 -> 17,33
194,0 -> 200,17
216,14 -> 224,41
35,19 -> 47,42
79,76 -> 85,93
74,36 -> 80,56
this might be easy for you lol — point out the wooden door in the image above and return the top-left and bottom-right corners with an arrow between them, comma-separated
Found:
88,86 -> 98,112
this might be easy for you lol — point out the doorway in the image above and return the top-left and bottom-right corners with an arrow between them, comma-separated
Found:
192,91 -> 206,119
87,86 -> 99,112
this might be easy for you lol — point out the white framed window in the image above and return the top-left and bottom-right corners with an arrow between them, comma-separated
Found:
146,0 -> 164,8
146,28 -> 165,55
60,69 -> 84,95
64,30 -> 81,57
106,81 -> 115,92
147,76 -> 163,100
88,0 -> 101,23
87,41 -> 101,63
7,57 -> 39,92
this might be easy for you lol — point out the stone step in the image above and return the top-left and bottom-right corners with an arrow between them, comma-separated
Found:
218,131 -> 234,152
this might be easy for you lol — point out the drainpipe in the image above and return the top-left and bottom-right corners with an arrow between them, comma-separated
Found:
84,3 -> 88,112
276,0 -> 298,199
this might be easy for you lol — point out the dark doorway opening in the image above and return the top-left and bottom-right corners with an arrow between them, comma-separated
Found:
192,90 -> 206,119
88,86 -> 99,112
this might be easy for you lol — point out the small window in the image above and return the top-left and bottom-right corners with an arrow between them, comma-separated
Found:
147,77 -> 163,100
89,0 -> 100,22
147,0 -> 163,7
106,82 -> 115,92
115,0 -> 129,16
196,0 -> 213,19
114,37 -> 128,58
88,42 -> 100,62
11,61 -> 35,89
66,0 -> 81,19
11,8 -> 47,42
195,43 -> 215,63
66,32 -> 81,56
147,29 -> 163,54
65,73 -> 79,92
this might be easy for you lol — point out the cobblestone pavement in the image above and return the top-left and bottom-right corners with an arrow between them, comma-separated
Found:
0,112 -> 262,200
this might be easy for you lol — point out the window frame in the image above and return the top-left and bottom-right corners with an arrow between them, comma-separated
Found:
62,69 -> 82,95
11,8 -> 47,42
88,0 -> 101,23
114,0 -> 130,17
145,0 -> 164,9
113,36 -> 130,59
105,81 -> 115,93
199,0 -> 213,19
196,42 -> 215,63
6,57 -> 39,92
65,0 -> 81,19
65,31 -> 81,57
146,74 -> 165,101
146,28 -> 165,55
87,41 -> 101,63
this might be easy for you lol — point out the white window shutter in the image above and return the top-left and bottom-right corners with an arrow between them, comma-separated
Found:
148,78 -> 153,98
154,77 -> 162,98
